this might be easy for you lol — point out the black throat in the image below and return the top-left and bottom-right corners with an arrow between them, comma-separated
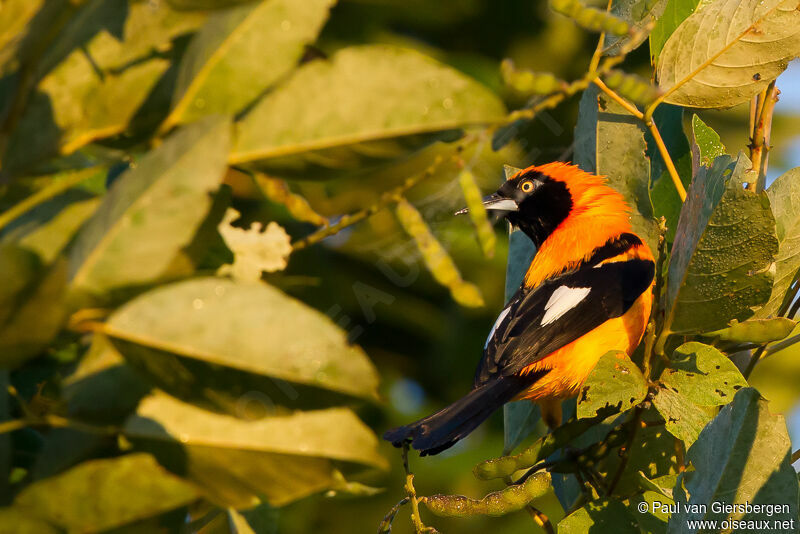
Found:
506,179 -> 573,247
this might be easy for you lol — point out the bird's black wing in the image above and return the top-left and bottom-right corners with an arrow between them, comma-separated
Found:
475,258 -> 654,386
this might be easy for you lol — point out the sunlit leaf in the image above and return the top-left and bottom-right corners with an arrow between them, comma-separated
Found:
216,208 -> 292,281
103,277 -> 380,403
11,453 -> 197,533
124,392 -> 387,508
3,0 -> 205,172
164,0 -> 334,129
648,0 -> 701,63
755,167 -> 800,318
665,153 -> 778,334
577,351 -> 648,419
558,499 -> 639,533
0,508 -> 60,534
395,198 -> 484,307
690,114 -> 726,175
575,84 -> 659,253
669,388 -> 798,532
656,0 -> 800,108
68,116 -> 231,303
231,45 -> 506,175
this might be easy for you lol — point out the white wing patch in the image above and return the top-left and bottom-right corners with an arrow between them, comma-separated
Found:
541,286 -> 591,326
485,306 -> 512,348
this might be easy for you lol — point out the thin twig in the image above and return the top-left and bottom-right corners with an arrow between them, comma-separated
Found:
748,80 -> 778,192
743,345 -> 768,379
377,497 -> 410,533
791,448 -> 800,464
291,154 -> 447,250
592,79 -> 686,201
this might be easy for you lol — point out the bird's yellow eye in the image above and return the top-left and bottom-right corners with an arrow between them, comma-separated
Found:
521,180 -> 534,193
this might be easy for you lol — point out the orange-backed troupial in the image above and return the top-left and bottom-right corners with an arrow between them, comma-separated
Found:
384,162 -> 655,456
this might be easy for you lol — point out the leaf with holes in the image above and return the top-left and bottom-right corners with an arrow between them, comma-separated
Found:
665,153 -> 778,334
656,0 -> 800,108
668,388 -> 798,533
660,342 -> 748,405
577,351 -> 648,419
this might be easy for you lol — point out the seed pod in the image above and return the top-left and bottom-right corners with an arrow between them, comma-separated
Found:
603,70 -> 662,105
396,198 -> 484,308
549,0 -> 629,36
474,405 -> 618,480
501,59 -> 564,96
703,317 -> 796,344
253,173 -> 328,226
422,472 -> 551,517
458,170 -> 496,258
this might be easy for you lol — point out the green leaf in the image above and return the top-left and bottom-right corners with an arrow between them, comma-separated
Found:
664,153 -> 778,334
230,45 -> 506,174
164,0 -> 334,129
660,342 -> 748,405
669,388 -> 799,532
0,243 -> 41,326
690,114 -> 726,175
3,0 -> 205,172
68,116 -> 231,303
124,392 -> 388,508
575,84 -> 659,253
604,0 -> 669,56
103,277 -> 380,403
577,351 -> 648,419
558,499 -> 639,533
63,333 -> 152,423
648,0 -> 702,63
12,453 -> 197,533
755,167 -> 800,318
652,386 -> 716,446
0,508 -> 60,534
656,0 -> 800,108
0,258 -> 69,368
703,317 -> 796,343
647,104 -> 691,242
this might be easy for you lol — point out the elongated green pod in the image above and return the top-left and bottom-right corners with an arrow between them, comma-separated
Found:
421,472 -> 551,517
458,170 -> 496,258
474,406 -> 618,480
396,198 -> 484,307
549,0 -> 629,35
500,60 -> 564,96
702,318 -> 796,344
603,70 -> 662,105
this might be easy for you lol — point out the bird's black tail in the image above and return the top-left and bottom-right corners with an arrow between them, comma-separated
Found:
383,376 -> 531,456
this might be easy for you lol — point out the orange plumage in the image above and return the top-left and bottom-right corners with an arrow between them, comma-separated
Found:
385,162 -> 656,454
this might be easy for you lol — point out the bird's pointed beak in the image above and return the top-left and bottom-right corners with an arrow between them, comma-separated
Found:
454,193 -> 519,216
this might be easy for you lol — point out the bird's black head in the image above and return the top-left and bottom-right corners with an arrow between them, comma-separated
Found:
456,169 -> 573,247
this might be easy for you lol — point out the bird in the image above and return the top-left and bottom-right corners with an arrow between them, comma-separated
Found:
384,162 -> 655,456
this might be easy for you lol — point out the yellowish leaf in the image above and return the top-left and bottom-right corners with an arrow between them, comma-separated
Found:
217,208 -> 291,280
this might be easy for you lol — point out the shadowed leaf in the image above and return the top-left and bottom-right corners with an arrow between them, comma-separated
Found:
577,351 -> 648,419
665,153 -> 778,334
